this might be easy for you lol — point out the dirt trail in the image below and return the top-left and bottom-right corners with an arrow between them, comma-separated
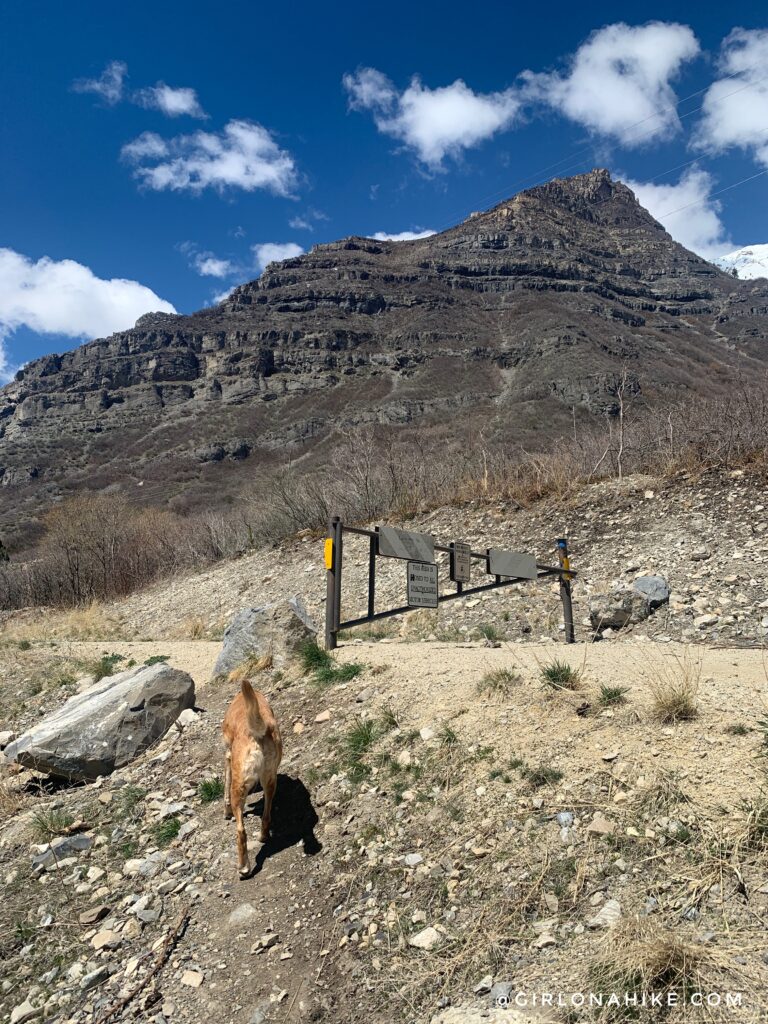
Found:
3,637 -> 768,1024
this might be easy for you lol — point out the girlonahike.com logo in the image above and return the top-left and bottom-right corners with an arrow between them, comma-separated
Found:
495,990 -> 744,1010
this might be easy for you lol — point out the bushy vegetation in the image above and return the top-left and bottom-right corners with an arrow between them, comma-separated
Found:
3,385 -> 768,609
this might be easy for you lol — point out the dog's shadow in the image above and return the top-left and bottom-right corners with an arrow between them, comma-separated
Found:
244,773 -> 321,876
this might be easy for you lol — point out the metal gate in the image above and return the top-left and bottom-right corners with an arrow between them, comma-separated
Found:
324,516 -> 576,649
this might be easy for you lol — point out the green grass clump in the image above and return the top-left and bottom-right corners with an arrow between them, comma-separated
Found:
343,718 -> 379,759
115,785 -> 146,816
151,816 -> 181,848
337,717 -> 381,783
300,639 -> 331,673
31,807 -> 74,841
87,652 -> 125,682
198,778 -> 225,803
522,764 -> 564,789
598,684 -> 629,707
17,639 -> 32,651
477,668 -> 520,696
144,655 -> 170,666
724,723 -> 750,736
477,624 -> 503,644
540,659 -> 582,691
439,725 -> 459,747
299,639 -> 363,688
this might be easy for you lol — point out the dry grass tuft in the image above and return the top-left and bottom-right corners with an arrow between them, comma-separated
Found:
0,780 -> 22,824
589,918 -> 739,1020
648,650 -> 700,723
635,768 -> 690,816
227,654 -> 273,683
477,667 -> 520,696
179,615 -> 207,639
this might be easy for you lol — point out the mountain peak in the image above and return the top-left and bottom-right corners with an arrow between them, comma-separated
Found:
2,169 -> 768,549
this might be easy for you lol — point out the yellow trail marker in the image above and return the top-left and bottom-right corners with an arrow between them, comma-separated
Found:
324,538 -> 334,570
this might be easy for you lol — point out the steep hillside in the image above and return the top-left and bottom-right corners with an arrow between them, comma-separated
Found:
3,169 -> 768,546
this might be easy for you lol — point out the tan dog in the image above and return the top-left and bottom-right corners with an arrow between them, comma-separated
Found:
222,679 -> 283,877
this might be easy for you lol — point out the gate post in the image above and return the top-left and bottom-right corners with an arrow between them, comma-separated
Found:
557,538 -> 575,644
325,516 -> 343,650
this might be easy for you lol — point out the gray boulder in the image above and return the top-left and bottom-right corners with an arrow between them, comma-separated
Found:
632,575 -> 670,608
589,575 -> 669,632
3,663 -> 194,781
213,595 -> 318,677
589,588 -> 649,631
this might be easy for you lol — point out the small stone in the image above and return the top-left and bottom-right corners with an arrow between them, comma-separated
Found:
79,905 -> 111,926
587,899 -> 622,929
10,999 -> 40,1024
404,853 -> 423,868
587,813 -> 614,836
292,721 -> 305,734
473,974 -> 493,994
408,926 -> 442,950
531,932 -> 556,949
556,811 -> 573,827
419,727 -> 436,741
694,614 -> 719,629
176,708 -> 199,729
489,981 -> 514,1006
355,687 -> 374,703
80,966 -> 111,991
314,711 -> 331,724
91,929 -> 121,950
180,970 -> 203,988
228,903 -> 259,929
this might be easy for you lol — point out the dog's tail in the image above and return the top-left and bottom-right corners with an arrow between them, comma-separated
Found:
241,679 -> 268,738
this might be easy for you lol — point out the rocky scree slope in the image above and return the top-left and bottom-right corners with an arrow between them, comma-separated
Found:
3,169 -> 768,544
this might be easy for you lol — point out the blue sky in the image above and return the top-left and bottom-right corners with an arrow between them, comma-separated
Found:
1,0 -> 768,380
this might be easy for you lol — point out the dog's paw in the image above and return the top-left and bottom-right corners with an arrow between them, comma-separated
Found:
238,863 -> 251,878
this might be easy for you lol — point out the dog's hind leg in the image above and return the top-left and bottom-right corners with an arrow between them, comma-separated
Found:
231,776 -> 250,877
223,751 -> 233,821
259,772 -> 276,845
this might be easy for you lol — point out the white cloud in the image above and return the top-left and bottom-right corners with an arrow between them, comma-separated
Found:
288,208 -> 329,231
695,29 -> 768,167
134,82 -> 207,119
72,60 -> 128,105
122,120 -> 298,196
73,62 -> 207,119
212,286 -> 237,305
0,248 -> 176,381
178,241 -> 235,279
370,229 -> 436,241
252,243 -> 304,273
121,132 -> 169,162
195,255 -> 234,278
623,168 -> 731,259
343,67 -> 522,168
523,22 -> 700,146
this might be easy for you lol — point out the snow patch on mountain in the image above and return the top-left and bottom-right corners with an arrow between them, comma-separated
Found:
714,244 -> 768,280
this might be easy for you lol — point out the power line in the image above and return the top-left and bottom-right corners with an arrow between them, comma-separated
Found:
431,68 -> 767,233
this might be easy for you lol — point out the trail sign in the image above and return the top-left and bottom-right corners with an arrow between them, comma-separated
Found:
323,514 -> 577,651
407,560 -> 438,608
378,525 -> 435,562
450,541 -> 472,583
487,548 -> 537,580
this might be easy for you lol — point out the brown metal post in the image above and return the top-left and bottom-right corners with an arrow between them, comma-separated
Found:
325,516 -> 342,650
557,538 -> 575,644
367,534 -> 376,618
